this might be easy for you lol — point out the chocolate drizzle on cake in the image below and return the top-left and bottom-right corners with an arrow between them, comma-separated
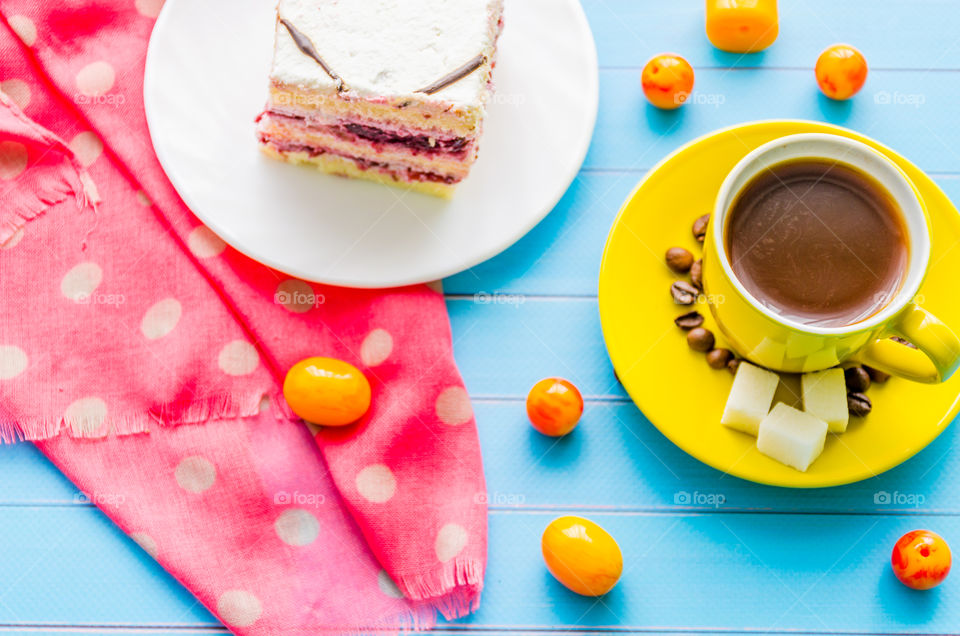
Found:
279,17 -> 345,92
279,18 -> 486,97
416,54 -> 487,95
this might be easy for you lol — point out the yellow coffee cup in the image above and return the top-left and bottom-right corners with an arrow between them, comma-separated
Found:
703,133 -> 960,383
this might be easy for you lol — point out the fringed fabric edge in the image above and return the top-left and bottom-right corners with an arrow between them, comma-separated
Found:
396,557 -> 485,621
0,390 -> 296,443
0,91 -> 98,245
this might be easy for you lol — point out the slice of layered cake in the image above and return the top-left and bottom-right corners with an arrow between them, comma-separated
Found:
256,0 -> 505,198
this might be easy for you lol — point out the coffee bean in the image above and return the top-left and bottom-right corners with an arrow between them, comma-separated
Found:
692,214 -> 710,243
690,259 -> 703,291
865,365 -> 891,383
844,366 -> 871,393
674,310 -> 704,330
891,336 -> 919,349
671,280 -> 699,305
848,392 -> 872,417
727,358 -> 742,375
687,327 -> 715,352
706,348 -> 733,369
665,247 -> 694,273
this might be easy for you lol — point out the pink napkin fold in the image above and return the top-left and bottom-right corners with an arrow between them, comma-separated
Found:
0,1 -> 487,632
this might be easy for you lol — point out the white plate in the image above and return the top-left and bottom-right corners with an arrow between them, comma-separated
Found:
144,0 -> 598,288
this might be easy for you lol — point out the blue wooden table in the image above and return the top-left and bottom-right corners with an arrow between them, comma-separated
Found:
2,1 -> 960,634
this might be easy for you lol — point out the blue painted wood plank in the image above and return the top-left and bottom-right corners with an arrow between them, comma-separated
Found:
449,297 -> 623,399
448,511 -> 960,634
0,445 -> 87,505
585,69 -> 960,173
474,401 -> 960,514
4,4 -> 960,634
443,172 -> 635,297
2,506 -> 958,633
582,0 -> 960,70
0,507 -> 214,626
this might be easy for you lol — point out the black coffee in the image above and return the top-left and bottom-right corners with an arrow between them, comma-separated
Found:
725,159 -> 909,327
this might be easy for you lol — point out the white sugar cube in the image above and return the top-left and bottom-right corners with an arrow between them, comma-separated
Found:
757,403 -> 828,472
801,368 -> 849,433
749,337 -> 786,367
801,345 -> 839,373
786,332 -> 822,359
721,362 -> 780,436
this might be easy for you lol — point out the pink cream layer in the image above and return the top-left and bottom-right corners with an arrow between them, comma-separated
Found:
259,137 -> 462,185
262,110 -> 478,160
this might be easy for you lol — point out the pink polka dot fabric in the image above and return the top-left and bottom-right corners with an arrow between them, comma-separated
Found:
0,2 -> 487,633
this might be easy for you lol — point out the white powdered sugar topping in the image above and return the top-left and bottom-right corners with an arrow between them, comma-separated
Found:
271,0 -> 502,106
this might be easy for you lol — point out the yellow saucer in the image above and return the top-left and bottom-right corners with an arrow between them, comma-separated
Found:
599,120 -> 960,488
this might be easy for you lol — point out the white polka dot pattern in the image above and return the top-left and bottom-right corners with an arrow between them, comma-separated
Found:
217,590 -> 262,628
140,298 -> 182,339
1,79 -> 30,110
64,397 -> 108,437
0,141 -> 28,180
135,0 -> 166,18
355,464 -> 396,503
274,509 -> 320,546
175,456 -> 216,493
435,386 -> 473,426
435,523 -> 468,563
76,61 -> 115,97
187,226 -> 226,258
1,228 -> 24,250
61,262 -> 103,302
0,346 -> 28,379
130,532 -> 159,559
377,570 -> 404,598
69,132 -> 103,167
360,328 -> 393,366
7,15 -> 37,46
275,279 -> 316,313
218,340 -> 260,376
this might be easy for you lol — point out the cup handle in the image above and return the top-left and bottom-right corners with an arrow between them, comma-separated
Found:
859,303 -> 960,383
